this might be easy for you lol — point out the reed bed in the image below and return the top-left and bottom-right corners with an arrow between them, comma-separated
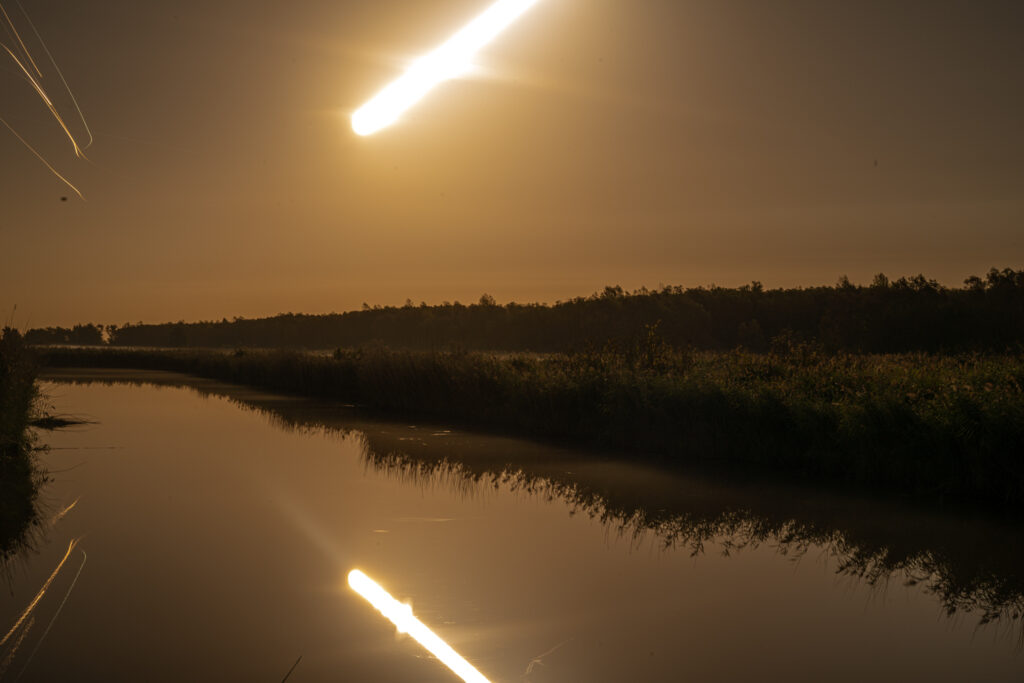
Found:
38,344 -> 1024,511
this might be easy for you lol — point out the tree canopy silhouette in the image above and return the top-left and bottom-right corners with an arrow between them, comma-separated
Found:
27,268 -> 1024,353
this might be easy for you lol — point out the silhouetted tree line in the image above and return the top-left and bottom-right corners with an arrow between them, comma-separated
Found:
24,323 -> 104,346
29,268 -> 1024,353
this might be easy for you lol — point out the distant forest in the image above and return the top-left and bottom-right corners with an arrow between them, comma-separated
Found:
26,268 -> 1024,353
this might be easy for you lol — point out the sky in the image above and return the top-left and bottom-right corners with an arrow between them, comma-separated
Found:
2,0 -> 1022,327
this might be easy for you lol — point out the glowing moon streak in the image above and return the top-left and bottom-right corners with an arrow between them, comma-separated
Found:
347,569 -> 492,683
351,0 -> 542,136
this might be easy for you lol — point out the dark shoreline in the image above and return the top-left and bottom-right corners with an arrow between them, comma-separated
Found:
36,345 -> 1024,515
0,330 -> 45,565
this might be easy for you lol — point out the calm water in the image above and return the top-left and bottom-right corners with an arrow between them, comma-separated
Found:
2,372 -> 1022,681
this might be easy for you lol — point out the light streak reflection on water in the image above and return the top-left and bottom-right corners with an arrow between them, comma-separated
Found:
348,569 -> 492,683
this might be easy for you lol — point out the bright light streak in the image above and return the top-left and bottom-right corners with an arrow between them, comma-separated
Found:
16,0 -> 94,151
0,117 -> 83,199
1,539 -> 78,651
0,1 -> 41,76
351,0 -> 541,136
1,1 -> 92,196
1,42 -> 85,158
347,569 -> 491,683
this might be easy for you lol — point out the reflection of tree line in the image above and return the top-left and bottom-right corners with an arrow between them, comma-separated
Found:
24,268 -> 1024,352
44,372 -> 1024,640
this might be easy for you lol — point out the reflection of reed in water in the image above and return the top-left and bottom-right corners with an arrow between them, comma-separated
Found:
0,442 -> 41,573
363,450 -> 1024,644
0,331 -> 94,678
46,370 -> 1024,642
0,423 -> 88,679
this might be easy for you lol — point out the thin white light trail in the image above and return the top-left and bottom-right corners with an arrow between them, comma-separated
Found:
17,550 -> 88,679
15,0 -> 94,150
1,2 -> 92,196
0,539 -> 79,651
347,569 -> 492,683
0,42 -> 85,158
0,117 -> 83,198
351,0 -> 542,136
0,1 -> 41,76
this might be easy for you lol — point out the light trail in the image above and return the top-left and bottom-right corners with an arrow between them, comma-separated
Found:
0,117 -> 83,198
1,2 -> 91,196
351,0 -> 542,136
0,1 -> 40,76
1,42 -> 85,158
347,569 -> 492,683
0,615 -> 33,678
48,497 -> 80,526
0,540 -> 79,651
16,550 -> 88,680
16,0 -> 93,150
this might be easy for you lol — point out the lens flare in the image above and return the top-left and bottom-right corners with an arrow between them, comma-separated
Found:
351,0 -> 541,136
347,569 -> 491,683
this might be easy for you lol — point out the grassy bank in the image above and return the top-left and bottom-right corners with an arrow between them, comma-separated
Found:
38,345 -> 1024,511
0,329 -> 44,561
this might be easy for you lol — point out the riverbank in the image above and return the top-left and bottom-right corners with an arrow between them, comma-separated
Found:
0,329 -> 44,561
37,345 -> 1024,512
38,369 -> 1024,634
25,373 -> 1024,679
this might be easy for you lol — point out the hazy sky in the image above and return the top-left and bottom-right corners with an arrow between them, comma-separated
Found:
2,0 -> 1022,327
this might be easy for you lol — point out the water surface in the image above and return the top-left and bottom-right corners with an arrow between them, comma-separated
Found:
2,372 -> 1022,681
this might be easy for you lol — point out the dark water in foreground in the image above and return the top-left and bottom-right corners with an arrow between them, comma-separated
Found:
2,371 -> 1022,681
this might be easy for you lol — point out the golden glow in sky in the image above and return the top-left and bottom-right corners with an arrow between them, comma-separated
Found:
347,569 -> 492,683
351,0 -> 542,136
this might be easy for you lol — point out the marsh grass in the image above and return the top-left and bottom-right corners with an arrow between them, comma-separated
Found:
38,344 -> 1024,511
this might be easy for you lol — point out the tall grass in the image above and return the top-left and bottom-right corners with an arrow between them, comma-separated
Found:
38,344 -> 1024,511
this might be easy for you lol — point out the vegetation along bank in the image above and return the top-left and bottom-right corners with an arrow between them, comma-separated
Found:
0,329 -> 46,561
38,344 -> 1024,514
